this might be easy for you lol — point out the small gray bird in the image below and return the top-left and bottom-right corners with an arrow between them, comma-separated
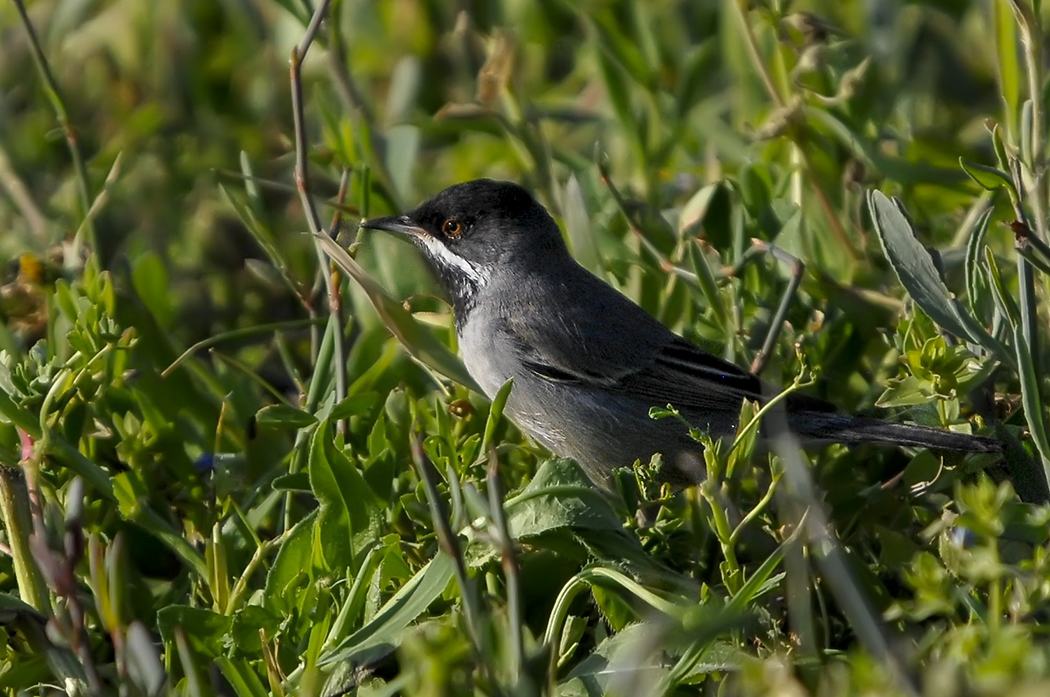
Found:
363,179 -> 999,489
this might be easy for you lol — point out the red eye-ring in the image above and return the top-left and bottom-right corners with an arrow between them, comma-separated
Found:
442,218 -> 464,237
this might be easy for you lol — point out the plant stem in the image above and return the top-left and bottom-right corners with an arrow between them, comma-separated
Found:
11,0 -> 96,257
0,467 -> 50,613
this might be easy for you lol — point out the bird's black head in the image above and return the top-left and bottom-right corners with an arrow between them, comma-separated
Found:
361,180 -> 568,312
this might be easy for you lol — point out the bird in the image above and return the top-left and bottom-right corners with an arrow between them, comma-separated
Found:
361,179 -> 1000,490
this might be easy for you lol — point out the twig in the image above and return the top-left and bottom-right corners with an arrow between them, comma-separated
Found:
748,239 -> 805,375
329,168 -> 351,437
326,13 -> 377,127
486,450 -> 527,684
226,532 -> 290,614
290,0 -> 349,441
409,435 -> 488,660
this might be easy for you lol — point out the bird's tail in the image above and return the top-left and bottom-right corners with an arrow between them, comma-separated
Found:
786,411 -> 1001,454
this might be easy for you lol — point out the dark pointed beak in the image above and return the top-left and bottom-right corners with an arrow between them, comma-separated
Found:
360,215 -> 427,238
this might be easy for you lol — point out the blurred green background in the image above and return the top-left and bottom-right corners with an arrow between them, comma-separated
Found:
2,1 -> 1050,695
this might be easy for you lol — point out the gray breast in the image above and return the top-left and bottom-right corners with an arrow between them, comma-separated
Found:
459,324 -> 703,488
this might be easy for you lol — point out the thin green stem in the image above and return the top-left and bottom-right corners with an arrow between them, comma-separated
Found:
486,453 -> 526,685
285,0 -> 346,533
700,475 -> 740,591
162,317 -> 326,378
329,168 -> 352,439
1016,1 -> 1047,243
226,532 -> 288,614
732,0 -> 785,109
1008,158 -> 1040,362
731,1 -> 858,263
750,240 -> 805,375
409,436 -> 489,670
543,576 -> 588,684
0,467 -> 50,613
320,544 -> 382,653
11,0 -> 96,256
728,469 -> 782,549
290,11 -> 345,379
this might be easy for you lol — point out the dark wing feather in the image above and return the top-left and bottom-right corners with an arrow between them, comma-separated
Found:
503,268 -> 805,417
520,326 -> 767,415
612,336 -> 764,413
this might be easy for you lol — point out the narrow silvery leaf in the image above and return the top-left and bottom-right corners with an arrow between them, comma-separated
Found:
867,190 -> 1004,358
316,231 -> 481,392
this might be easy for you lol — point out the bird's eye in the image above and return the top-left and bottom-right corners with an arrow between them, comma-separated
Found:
442,218 -> 464,238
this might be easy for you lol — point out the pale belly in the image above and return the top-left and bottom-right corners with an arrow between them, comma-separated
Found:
457,322 -> 707,489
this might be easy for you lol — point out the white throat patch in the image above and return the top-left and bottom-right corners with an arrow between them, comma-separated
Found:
417,234 -> 484,286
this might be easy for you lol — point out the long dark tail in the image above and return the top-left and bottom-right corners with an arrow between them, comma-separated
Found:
787,411 -> 1001,453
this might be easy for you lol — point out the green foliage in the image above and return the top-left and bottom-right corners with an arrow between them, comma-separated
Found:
1,1 -> 1050,696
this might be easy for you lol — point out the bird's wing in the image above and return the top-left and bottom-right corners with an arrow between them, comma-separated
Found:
616,335 -> 765,408
523,333 -> 764,410
503,284 -> 767,415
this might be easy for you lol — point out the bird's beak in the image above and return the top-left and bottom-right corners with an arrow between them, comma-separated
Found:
360,215 -> 427,238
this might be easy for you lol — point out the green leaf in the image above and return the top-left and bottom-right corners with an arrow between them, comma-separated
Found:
385,124 -> 419,203
687,240 -> 728,333
985,246 -> 1022,326
809,109 -> 967,186
385,56 -> 422,124
156,606 -> 231,658
503,459 -> 624,538
867,190 -> 1001,355
562,175 -> 604,278
989,121 -> 1011,173
994,0 -> 1022,139
264,509 -> 317,613
0,591 -> 42,618
590,13 -> 650,89
125,621 -> 166,697
676,43 -> 718,121
1012,322 -> 1050,485
215,657 -> 268,697
131,252 -> 173,327
272,472 -> 312,493
112,473 -> 207,577
959,158 -> 1015,193
315,233 -> 481,392
679,183 -> 721,235
966,206 -> 994,322
229,606 -> 282,656
480,378 -> 513,457
254,403 -> 318,430
307,422 -> 382,573
595,47 -> 637,140
0,655 -> 58,692
876,376 -> 936,408
330,392 -> 381,421
0,388 -> 42,438
497,459 -> 689,584
318,554 -> 455,668
219,183 -> 301,300
560,623 -> 670,694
